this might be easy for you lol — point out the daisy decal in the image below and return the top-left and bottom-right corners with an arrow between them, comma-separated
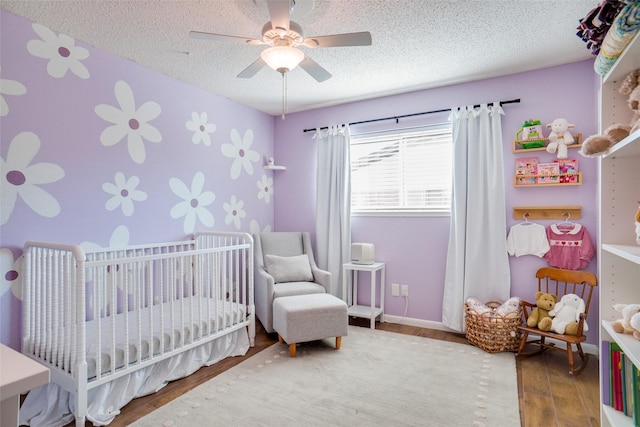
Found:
250,220 -> 271,236
186,112 -> 216,146
81,225 -> 131,251
26,23 -> 90,79
102,172 -> 148,216
1,132 -> 65,225
95,80 -> 162,164
0,68 -> 26,117
0,248 -> 23,300
221,129 -> 260,179
223,195 -> 246,230
257,175 -> 273,204
169,172 -> 215,234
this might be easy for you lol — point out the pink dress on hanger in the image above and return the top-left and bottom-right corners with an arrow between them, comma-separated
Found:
543,223 -> 595,270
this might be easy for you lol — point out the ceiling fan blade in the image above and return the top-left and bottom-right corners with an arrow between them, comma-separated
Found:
266,0 -> 290,32
303,31 -> 372,48
189,31 -> 262,45
299,55 -> 332,82
237,57 -> 267,78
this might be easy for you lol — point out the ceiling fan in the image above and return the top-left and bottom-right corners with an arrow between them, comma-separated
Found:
189,0 -> 373,83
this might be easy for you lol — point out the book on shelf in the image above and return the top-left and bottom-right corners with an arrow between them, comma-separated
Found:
536,162 -> 560,184
602,340 -> 611,406
515,157 -> 538,185
632,366 -> 640,427
612,342 -> 624,412
553,158 -> 579,184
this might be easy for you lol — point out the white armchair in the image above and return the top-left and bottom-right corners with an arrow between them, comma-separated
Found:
254,232 -> 331,333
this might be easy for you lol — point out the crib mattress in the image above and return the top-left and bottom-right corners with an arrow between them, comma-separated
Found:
26,296 -> 246,380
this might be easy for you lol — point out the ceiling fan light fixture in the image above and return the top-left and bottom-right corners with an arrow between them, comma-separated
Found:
260,46 -> 304,73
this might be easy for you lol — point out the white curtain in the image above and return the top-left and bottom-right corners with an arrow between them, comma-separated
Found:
442,104 -> 511,332
314,124 -> 351,297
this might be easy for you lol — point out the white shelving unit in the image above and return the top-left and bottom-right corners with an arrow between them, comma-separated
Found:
598,31 -> 640,427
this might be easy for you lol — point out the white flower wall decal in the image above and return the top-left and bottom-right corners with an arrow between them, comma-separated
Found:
250,220 -> 272,236
257,175 -> 273,204
223,195 -> 246,229
186,112 -> 216,146
0,68 -> 27,117
102,172 -> 148,216
80,225 -> 131,251
95,80 -> 162,164
221,129 -> 260,179
26,23 -> 90,79
169,172 -> 215,234
1,132 -> 65,225
0,248 -> 23,300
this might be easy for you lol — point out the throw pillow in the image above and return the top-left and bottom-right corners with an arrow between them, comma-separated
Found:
264,254 -> 313,283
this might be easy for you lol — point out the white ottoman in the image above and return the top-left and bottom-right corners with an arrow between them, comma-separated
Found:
273,293 -> 348,357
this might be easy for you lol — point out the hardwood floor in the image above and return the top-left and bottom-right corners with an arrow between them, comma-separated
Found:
64,318 -> 600,427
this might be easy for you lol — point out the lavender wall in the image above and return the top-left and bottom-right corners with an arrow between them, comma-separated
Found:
0,11 -> 276,349
273,60 -> 600,344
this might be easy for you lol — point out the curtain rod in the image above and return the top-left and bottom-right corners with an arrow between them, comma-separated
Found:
302,98 -> 521,133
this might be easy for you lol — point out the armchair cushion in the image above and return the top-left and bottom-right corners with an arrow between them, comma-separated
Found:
265,254 -> 313,283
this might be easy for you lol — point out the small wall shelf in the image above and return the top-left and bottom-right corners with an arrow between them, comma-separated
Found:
264,165 -> 286,170
512,206 -> 582,220
513,172 -> 582,187
512,133 -> 582,153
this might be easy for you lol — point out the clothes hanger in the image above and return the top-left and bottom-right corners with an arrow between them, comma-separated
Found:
556,212 -> 576,230
520,212 -> 535,226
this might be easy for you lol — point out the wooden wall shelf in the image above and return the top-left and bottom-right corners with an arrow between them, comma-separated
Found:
512,133 -> 582,153
512,206 -> 582,220
513,172 -> 582,187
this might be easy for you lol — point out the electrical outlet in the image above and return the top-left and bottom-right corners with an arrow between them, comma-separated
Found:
401,284 -> 409,296
391,283 -> 400,297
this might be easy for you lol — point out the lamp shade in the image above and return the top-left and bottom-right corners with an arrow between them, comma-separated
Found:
260,46 -> 305,73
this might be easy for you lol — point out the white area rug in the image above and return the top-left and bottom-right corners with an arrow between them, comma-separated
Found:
132,326 -> 520,427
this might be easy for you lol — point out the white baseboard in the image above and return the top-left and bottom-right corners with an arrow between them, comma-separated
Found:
382,314 -> 599,356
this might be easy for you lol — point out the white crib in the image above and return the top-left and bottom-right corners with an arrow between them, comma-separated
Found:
19,231 -> 254,426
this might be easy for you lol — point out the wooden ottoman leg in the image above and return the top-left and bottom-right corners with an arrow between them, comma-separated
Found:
289,343 -> 296,357
336,336 -> 342,350
278,335 -> 284,344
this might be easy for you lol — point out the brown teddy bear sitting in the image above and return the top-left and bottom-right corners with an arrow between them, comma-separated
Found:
580,68 -> 640,157
527,291 -> 557,332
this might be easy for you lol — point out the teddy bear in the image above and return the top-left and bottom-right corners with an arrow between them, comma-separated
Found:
548,293 -> 587,335
580,69 -> 640,157
527,291 -> 557,331
611,303 -> 640,336
546,118 -> 575,159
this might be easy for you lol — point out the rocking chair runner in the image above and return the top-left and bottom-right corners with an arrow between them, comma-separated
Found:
516,267 -> 598,375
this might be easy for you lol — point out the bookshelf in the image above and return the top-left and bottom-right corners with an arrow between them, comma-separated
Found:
598,30 -> 640,427
512,133 -> 582,153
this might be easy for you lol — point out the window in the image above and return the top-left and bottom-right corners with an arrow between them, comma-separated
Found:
350,124 -> 452,215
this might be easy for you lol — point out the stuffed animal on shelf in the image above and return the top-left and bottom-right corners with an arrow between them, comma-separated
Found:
611,303 -> 640,337
548,293 -> 587,335
527,291 -> 557,331
546,118 -> 575,159
581,69 -> 640,157
629,312 -> 640,341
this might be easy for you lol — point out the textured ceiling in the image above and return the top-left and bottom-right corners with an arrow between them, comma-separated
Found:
1,0 -> 599,116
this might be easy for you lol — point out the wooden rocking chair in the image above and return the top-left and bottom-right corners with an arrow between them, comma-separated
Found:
516,267 -> 598,375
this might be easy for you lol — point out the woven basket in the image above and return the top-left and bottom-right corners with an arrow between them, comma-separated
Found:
464,301 -> 522,353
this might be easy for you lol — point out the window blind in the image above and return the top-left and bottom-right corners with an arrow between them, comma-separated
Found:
350,124 -> 452,214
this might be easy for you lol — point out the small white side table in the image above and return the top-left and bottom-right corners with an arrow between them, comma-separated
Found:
342,262 -> 385,329
0,344 -> 50,427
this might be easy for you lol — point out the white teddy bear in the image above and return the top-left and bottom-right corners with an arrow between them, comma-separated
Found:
549,293 -> 587,335
546,118 -> 575,159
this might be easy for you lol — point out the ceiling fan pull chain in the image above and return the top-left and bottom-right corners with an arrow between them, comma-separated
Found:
281,72 -> 287,120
